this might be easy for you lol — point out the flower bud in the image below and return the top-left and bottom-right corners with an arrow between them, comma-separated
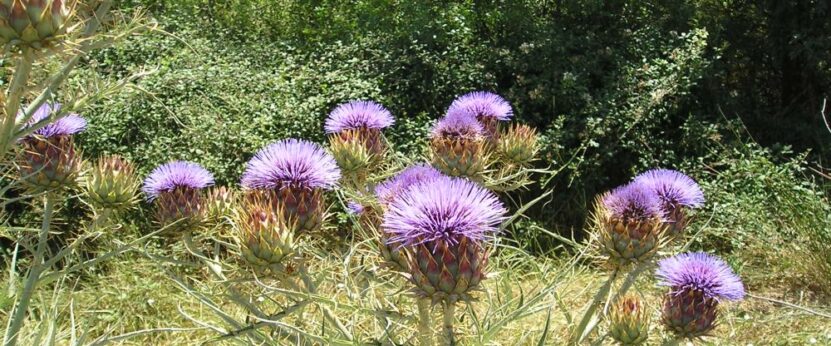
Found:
0,0 -> 75,50
84,155 -> 139,211
204,186 -> 237,224
329,130 -> 374,188
235,194 -> 296,274
609,295 -> 649,345
497,124 -> 538,166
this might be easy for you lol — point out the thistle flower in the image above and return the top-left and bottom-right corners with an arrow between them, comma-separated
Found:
17,103 -> 85,192
609,295 -> 649,346
383,176 -> 506,303
84,155 -> 139,211
596,182 -> 667,267
430,113 -> 487,179
241,139 -> 340,232
235,193 -> 296,274
326,101 -> 393,186
325,100 -> 394,134
634,169 -> 705,236
0,0 -> 76,50
143,161 -> 214,230
446,91 -> 512,140
374,164 -> 443,205
372,164 -> 443,271
346,200 -> 364,216
656,252 -> 745,339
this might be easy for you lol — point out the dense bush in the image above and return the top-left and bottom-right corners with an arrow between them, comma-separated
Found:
87,1 -> 830,246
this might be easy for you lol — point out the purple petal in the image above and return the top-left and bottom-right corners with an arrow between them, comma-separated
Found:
656,252 -> 745,301
634,168 -> 705,209
446,91 -> 513,121
142,161 -> 214,200
325,100 -> 394,134
241,139 -> 340,190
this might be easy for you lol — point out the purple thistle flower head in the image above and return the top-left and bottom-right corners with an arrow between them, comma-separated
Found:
602,182 -> 665,222
382,176 -> 507,247
142,161 -> 214,201
21,103 -> 87,138
346,200 -> 364,215
656,252 -> 745,301
446,91 -> 513,122
241,139 -> 340,191
375,163 -> 444,203
634,169 -> 705,209
430,112 -> 485,139
325,100 -> 394,134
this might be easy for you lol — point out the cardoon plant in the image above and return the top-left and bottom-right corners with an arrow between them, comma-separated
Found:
446,91 -> 513,141
656,252 -> 745,340
429,112 -> 487,179
235,191 -> 297,274
143,160 -> 214,231
373,163 -> 443,272
596,181 -> 668,267
383,176 -> 506,344
326,100 -> 394,188
241,139 -> 340,233
634,169 -> 704,237
17,103 -> 86,193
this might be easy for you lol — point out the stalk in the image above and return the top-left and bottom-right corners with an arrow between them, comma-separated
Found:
3,195 -> 55,346
571,268 -> 619,344
297,263 -> 354,340
417,298 -> 434,346
441,302 -> 456,346
0,48 -> 34,158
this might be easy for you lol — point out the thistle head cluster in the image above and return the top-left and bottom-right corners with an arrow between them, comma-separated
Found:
84,154 -> 139,212
142,160 -> 214,232
430,91 -> 538,190
17,103 -> 86,193
633,169 -> 704,237
0,0 -> 77,50
656,252 -> 745,339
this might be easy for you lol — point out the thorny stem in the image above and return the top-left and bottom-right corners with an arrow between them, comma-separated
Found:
417,298 -> 434,346
571,268 -> 619,345
442,302 -> 456,346
3,194 -> 55,346
0,47 -> 34,158
297,263 -> 354,341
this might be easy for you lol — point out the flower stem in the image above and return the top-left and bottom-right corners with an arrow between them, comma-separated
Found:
3,194 -> 55,346
571,268 -> 619,344
0,48 -> 34,158
417,298 -> 434,346
297,263 -> 354,341
442,302 -> 456,346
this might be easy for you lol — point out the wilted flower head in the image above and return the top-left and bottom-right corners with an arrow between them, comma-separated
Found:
656,252 -> 745,301
21,103 -> 86,138
602,182 -> 665,222
446,91 -> 513,121
374,164 -> 443,204
383,176 -> 506,246
241,139 -> 340,191
634,169 -> 705,209
325,100 -> 394,134
142,161 -> 214,201
430,113 -> 485,139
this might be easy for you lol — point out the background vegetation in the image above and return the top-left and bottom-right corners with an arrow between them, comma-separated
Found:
3,0 -> 830,344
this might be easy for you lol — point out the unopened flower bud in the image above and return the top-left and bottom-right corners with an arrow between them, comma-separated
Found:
609,295 -> 649,345
85,155 -> 139,211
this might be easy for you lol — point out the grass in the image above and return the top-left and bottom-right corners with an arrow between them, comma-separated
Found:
4,218 -> 829,345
